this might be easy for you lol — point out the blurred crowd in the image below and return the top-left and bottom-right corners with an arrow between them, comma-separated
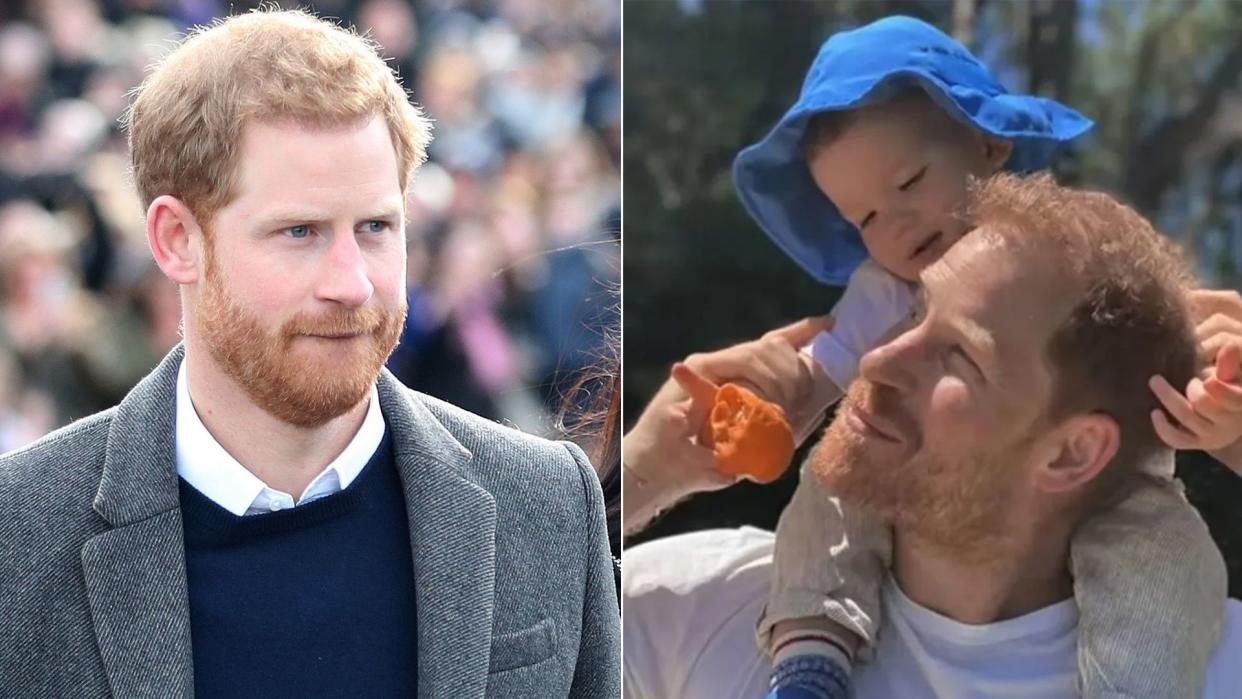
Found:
0,0 -> 620,451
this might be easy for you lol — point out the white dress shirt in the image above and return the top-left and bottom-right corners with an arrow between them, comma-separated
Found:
175,360 -> 385,516
623,527 -> 1242,699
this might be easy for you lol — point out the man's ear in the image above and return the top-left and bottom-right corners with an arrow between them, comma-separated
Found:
147,195 -> 205,285
1031,413 -> 1120,494
982,135 -> 1014,174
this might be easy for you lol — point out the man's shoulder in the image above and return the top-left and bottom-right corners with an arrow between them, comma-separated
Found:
0,409 -> 115,562
405,389 -> 607,596
0,408 -> 114,501
405,388 -> 596,502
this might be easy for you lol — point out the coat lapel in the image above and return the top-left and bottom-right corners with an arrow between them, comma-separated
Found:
82,347 -> 194,698
378,370 -> 498,699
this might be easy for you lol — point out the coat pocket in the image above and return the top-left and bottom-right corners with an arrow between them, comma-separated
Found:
488,617 -> 557,673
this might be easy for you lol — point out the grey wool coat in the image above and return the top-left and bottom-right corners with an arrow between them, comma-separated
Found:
0,346 -> 620,698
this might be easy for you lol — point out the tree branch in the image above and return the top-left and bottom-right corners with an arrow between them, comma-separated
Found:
1124,34 -> 1242,213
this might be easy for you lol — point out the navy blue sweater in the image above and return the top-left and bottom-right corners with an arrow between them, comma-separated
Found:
179,431 -> 419,698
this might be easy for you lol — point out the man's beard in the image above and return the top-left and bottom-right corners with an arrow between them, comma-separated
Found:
195,249 -> 406,428
811,380 -> 1025,557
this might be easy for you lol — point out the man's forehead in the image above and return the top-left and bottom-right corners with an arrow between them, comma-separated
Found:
913,282 -> 995,356
921,233 -> 1071,359
250,200 -> 405,225
919,232 -> 1011,299
921,228 -> 1060,295
228,114 -> 404,221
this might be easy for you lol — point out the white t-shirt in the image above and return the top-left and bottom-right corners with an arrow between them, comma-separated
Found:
623,527 -> 1242,699
807,258 -> 915,389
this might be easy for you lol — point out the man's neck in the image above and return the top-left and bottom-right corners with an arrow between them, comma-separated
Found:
891,517 -> 1075,625
183,346 -> 370,498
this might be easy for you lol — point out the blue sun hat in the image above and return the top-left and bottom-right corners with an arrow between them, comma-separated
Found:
732,15 -> 1094,285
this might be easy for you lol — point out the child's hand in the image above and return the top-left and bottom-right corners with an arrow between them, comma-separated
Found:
1149,290 -> 1242,452
1150,342 -> 1242,451
1191,289 -> 1242,366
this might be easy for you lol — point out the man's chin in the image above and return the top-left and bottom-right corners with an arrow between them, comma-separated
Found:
811,420 -> 903,514
194,272 -> 403,428
248,379 -> 374,428
288,332 -> 377,360
814,417 -> 1022,556
237,341 -> 391,428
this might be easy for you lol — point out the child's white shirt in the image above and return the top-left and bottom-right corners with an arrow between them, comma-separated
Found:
806,258 -> 916,389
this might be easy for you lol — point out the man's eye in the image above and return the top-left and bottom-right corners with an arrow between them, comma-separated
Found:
899,166 -> 928,191
952,346 -> 984,380
286,225 -> 311,239
363,221 -> 389,233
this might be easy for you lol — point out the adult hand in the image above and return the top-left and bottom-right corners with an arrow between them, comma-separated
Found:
680,316 -> 837,434
623,316 -> 833,535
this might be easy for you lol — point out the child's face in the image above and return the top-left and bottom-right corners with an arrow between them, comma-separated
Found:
807,98 -> 1012,282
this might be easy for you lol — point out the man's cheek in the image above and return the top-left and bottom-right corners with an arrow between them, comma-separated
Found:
249,279 -> 301,317
374,272 -> 407,305
375,253 -> 407,291
925,381 -> 979,432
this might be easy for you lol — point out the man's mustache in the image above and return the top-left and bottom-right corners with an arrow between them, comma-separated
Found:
281,306 -> 397,338
842,379 -> 921,448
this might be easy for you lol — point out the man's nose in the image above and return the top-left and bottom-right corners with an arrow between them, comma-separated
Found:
858,328 -> 922,394
315,231 -> 374,308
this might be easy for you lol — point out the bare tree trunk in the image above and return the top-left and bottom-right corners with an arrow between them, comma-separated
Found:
1026,0 -> 1077,100
1124,36 -> 1242,214
953,0 -> 976,45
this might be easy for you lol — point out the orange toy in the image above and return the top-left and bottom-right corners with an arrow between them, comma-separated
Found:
704,383 -> 796,483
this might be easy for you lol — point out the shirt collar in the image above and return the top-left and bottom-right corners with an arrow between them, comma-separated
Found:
882,575 -> 1078,647
174,358 -> 384,516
